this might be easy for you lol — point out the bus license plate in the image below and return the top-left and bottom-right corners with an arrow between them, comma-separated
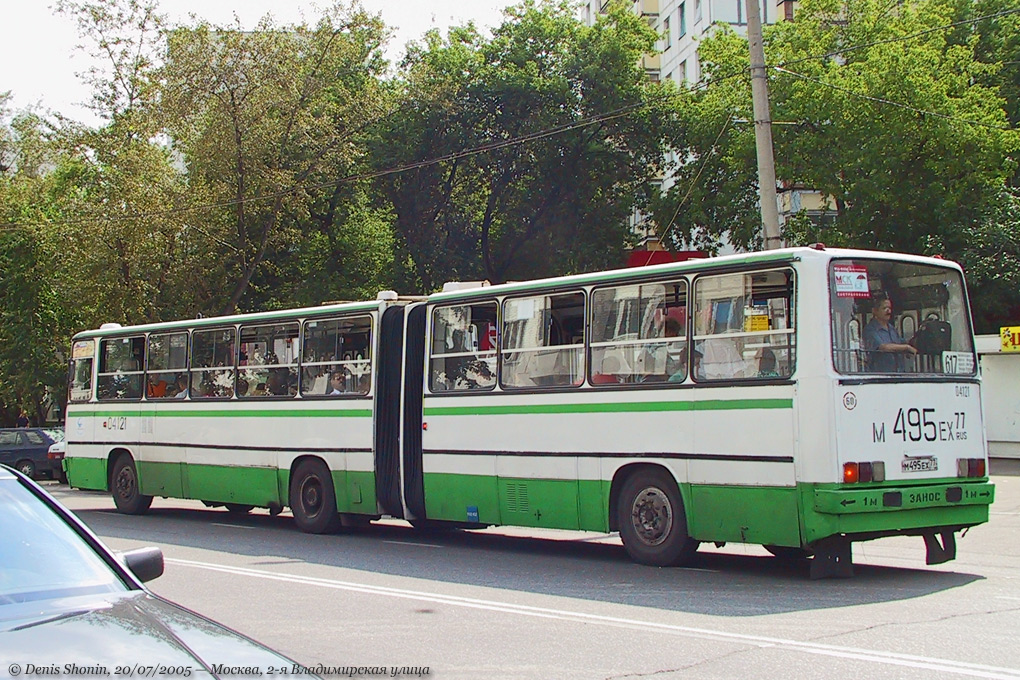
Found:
902,457 -> 938,473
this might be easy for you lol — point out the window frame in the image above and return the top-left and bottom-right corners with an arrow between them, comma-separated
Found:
828,258 -> 976,377
300,314 -> 374,398
189,326 -> 237,400
145,331 -> 190,400
236,321 -> 300,399
691,267 -> 797,383
69,339 -> 95,403
428,300 -> 499,394
96,335 -> 145,402
588,277 -> 690,387
499,289 -> 587,391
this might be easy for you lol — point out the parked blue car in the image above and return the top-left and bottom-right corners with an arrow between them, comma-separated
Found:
0,428 -> 63,479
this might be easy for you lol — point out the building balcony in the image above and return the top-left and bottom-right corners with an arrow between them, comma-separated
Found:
635,0 -> 659,18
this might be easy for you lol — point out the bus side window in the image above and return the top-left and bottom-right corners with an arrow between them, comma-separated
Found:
693,269 -> 795,381
300,315 -> 373,397
429,302 -> 498,392
97,336 -> 145,400
501,292 -> 584,389
590,280 -> 688,385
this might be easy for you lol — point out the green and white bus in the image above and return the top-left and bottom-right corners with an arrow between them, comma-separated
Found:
63,246 -> 994,577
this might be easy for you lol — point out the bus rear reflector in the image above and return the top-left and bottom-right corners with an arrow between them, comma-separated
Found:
957,458 -> 986,478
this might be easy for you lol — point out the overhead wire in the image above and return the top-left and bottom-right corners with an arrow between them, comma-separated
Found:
636,114 -> 733,267
0,7 -> 1015,234
0,104 -> 642,232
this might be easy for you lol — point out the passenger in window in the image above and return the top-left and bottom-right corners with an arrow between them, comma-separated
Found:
864,295 -> 916,372
695,307 -> 750,380
592,355 -> 623,384
668,346 -> 698,383
147,375 -> 168,398
267,369 -> 289,396
328,370 -> 346,395
131,344 -> 144,371
756,347 -> 780,378
172,374 -> 189,399
661,317 -> 685,378
698,337 -> 749,379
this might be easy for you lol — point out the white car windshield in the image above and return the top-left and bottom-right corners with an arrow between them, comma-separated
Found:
0,477 -> 126,606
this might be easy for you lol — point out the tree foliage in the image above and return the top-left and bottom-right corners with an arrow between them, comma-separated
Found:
371,0 -> 670,291
658,0 -> 1019,257
160,2 -> 395,313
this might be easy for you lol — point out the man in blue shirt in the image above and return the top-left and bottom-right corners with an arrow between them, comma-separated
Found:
863,295 -> 917,372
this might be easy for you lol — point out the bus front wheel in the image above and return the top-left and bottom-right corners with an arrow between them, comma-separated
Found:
289,459 -> 341,534
617,469 -> 698,567
111,455 -> 153,515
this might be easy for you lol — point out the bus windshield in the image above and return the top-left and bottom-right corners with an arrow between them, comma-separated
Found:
830,259 -> 975,376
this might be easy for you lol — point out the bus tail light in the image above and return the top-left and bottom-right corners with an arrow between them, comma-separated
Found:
957,458 -> 986,478
843,461 -> 885,484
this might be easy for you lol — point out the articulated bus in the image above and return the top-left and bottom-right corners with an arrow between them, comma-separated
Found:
63,247 -> 994,577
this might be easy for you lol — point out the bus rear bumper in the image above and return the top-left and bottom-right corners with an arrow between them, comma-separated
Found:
813,481 -> 994,515
804,481 -> 993,550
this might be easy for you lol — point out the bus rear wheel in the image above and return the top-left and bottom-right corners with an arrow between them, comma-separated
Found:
111,455 -> 153,515
617,469 -> 698,567
289,459 -> 341,534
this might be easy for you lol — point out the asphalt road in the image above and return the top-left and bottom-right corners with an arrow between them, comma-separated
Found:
44,473 -> 1020,680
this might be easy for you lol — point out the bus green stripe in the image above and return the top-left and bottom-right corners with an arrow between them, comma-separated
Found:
423,398 -> 792,416
67,408 -> 373,418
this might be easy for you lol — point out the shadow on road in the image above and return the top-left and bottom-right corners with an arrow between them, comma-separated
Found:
52,485 -> 987,618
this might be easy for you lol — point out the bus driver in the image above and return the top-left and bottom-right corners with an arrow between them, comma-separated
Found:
863,294 -> 917,372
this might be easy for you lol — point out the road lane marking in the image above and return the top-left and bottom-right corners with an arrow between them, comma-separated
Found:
211,522 -> 257,530
166,557 -> 1020,679
383,538 -> 442,550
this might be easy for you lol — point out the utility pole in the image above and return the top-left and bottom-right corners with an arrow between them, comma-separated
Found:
745,0 -> 783,250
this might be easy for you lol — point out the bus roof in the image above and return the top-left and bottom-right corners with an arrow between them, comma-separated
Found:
425,246 -> 962,303
72,298 -> 386,340
72,247 -> 961,339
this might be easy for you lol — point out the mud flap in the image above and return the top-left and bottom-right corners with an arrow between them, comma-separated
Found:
923,530 -> 957,565
810,536 -> 854,579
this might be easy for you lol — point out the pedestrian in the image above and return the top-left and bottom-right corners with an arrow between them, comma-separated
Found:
16,410 -> 29,428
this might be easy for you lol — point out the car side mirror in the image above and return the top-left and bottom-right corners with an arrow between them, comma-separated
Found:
118,546 -> 164,583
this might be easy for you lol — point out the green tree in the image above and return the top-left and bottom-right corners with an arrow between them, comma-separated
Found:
50,0 -> 207,326
968,0 -> 1020,187
0,103 -> 75,425
656,0 -> 1019,256
160,1 -> 394,313
955,189 -> 1020,333
371,0 -> 669,291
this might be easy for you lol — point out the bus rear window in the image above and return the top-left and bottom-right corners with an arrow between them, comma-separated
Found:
830,260 -> 975,375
